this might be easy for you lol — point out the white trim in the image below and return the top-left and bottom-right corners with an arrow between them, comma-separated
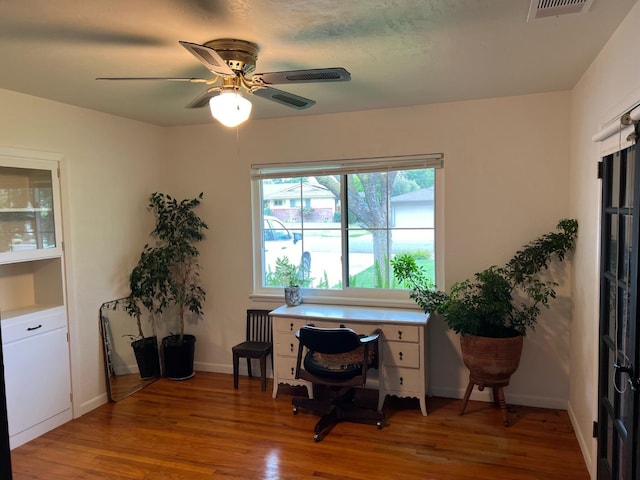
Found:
251,153 -> 443,179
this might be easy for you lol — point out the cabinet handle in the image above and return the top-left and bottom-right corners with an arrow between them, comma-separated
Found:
290,367 -> 295,376
27,324 -> 43,331
397,330 -> 403,340
398,351 -> 403,361
399,377 -> 404,386
289,343 -> 294,353
289,322 -> 294,331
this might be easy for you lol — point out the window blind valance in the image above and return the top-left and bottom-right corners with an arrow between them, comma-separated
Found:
591,103 -> 640,142
251,153 -> 443,180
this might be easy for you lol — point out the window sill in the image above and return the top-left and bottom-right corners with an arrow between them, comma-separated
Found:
248,292 -> 421,310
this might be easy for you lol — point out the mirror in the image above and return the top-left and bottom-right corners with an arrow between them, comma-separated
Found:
99,298 -> 160,401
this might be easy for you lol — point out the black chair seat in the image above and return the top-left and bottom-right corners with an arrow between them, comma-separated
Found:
232,341 -> 272,358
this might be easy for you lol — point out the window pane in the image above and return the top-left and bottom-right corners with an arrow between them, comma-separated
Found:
257,166 -> 437,294
345,169 -> 435,289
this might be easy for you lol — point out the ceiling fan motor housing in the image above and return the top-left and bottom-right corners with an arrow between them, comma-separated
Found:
203,38 -> 259,74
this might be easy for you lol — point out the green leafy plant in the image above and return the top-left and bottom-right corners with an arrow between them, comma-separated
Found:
392,219 -> 578,338
271,256 -> 302,287
127,192 -> 208,344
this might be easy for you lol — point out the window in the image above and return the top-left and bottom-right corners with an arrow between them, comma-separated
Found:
252,154 -> 443,302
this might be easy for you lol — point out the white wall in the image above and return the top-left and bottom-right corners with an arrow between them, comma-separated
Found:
569,2 -> 640,476
164,91 -> 572,408
0,88 -> 165,415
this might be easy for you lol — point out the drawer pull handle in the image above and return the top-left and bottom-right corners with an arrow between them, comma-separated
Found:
399,377 -> 404,386
289,343 -> 294,353
27,324 -> 43,331
290,367 -> 295,376
289,322 -> 294,332
398,351 -> 403,361
398,330 -> 403,339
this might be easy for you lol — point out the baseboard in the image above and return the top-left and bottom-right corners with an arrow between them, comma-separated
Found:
79,392 -> 108,416
429,385 -> 569,410
195,361 -> 272,377
194,362 -> 233,375
568,401 -> 595,479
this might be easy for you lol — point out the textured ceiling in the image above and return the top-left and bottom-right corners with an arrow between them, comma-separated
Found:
0,0 -> 635,126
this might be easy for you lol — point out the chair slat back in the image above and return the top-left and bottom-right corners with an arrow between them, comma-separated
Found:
297,326 -> 362,354
246,309 -> 272,343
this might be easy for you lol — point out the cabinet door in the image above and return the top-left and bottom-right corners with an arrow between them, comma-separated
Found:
3,327 -> 71,437
0,152 -> 63,264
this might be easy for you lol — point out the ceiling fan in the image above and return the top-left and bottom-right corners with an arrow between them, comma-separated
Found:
97,38 -> 351,126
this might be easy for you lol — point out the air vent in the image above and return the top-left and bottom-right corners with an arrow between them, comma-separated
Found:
527,0 -> 594,21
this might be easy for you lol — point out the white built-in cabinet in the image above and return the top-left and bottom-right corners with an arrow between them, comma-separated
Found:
0,148 -> 71,449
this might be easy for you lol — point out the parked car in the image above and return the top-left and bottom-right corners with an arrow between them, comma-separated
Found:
263,216 -> 311,284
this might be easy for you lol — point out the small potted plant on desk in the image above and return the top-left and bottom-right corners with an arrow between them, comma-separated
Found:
128,192 -> 208,380
272,256 -> 303,306
392,219 -> 578,425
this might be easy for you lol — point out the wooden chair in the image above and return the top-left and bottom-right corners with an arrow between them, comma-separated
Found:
232,309 -> 273,391
292,325 -> 384,441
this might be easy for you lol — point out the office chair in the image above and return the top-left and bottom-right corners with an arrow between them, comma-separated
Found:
232,309 -> 273,391
292,325 -> 384,441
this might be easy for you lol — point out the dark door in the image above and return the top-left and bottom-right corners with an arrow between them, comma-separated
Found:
598,140 -> 640,479
0,321 -> 12,479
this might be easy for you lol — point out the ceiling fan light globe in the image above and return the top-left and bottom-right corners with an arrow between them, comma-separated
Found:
209,92 -> 252,127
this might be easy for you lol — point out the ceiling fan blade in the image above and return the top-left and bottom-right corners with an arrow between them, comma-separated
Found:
185,87 -> 222,109
251,86 -> 316,110
179,41 -> 235,78
96,77 -> 209,83
252,67 -> 351,85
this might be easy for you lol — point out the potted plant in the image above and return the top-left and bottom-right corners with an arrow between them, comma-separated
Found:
392,219 -> 578,420
129,192 -> 208,380
272,256 -> 303,306
121,248 -> 167,379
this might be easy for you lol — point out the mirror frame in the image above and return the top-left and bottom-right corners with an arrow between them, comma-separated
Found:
99,298 -> 160,401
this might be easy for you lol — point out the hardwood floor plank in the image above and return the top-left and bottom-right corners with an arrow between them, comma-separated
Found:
10,372 -> 589,479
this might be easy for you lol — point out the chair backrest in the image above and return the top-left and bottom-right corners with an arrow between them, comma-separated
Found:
297,326 -> 363,354
246,309 -> 272,343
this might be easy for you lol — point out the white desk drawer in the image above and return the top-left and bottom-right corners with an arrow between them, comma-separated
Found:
381,365 -> 425,392
275,335 -> 299,357
275,318 -> 307,334
379,324 -> 420,342
275,356 -> 298,380
382,341 -> 420,368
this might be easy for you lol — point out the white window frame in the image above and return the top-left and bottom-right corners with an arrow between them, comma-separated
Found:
250,153 -> 445,307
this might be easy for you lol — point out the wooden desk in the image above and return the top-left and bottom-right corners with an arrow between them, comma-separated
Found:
270,304 -> 429,416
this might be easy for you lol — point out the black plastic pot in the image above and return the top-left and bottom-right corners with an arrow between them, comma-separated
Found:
162,334 -> 196,380
131,336 -> 161,380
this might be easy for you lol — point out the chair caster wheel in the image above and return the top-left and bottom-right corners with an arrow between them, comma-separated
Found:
293,406 -> 299,414
376,421 -> 383,429
314,433 -> 321,442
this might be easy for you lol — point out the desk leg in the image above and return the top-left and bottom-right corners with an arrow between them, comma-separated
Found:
419,397 -> 428,416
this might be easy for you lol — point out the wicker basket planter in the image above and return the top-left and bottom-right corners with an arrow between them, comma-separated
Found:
460,334 -> 523,385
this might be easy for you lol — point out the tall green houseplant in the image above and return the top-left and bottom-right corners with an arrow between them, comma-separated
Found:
128,192 -> 208,380
147,192 -> 208,343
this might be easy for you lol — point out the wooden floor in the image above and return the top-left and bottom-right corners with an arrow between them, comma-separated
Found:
10,372 -> 589,480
